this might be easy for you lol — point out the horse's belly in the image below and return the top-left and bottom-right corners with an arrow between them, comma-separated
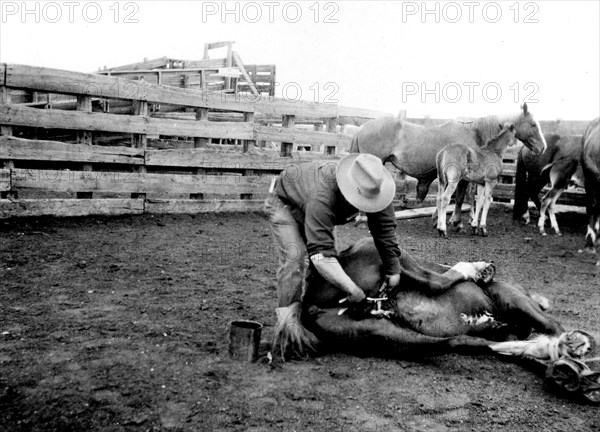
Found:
394,284 -> 494,337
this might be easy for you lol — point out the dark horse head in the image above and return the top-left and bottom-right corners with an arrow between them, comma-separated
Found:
513,103 -> 547,155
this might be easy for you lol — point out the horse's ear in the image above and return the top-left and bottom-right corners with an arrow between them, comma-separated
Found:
522,103 -> 529,114
509,124 -> 515,132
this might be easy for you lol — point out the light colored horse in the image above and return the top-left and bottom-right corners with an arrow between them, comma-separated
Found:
350,104 -> 546,229
436,123 -> 518,237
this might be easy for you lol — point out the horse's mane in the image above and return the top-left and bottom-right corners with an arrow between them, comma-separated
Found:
442,116 -> 504,147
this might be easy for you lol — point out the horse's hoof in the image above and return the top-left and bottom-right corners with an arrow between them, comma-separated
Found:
479,228 -> 488,237
555,231 -> 563,237
471,226 -> 478,235
476,263 -> 495,284
438,229 -> 447,238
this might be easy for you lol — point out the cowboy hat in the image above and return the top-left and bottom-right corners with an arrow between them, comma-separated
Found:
336,153 -> 396,213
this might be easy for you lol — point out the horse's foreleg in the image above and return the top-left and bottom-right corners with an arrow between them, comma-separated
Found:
477,181 -> 496,237
305,308 -> 491,356
400,253 -> 494,292
450,180 -> 469,231
484,281 -> 564,335
470,183 -> 485,235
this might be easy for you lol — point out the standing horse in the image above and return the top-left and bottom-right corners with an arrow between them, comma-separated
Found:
581,117 -> 600,265
274,237 -> 598,401
350,104 -> 546,229
513,133 -> 585,236
436,123 -> 517,237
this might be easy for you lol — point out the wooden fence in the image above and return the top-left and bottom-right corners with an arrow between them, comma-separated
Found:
0,63 -> 392,218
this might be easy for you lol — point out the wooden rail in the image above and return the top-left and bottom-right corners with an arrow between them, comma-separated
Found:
0,63 -> 391,218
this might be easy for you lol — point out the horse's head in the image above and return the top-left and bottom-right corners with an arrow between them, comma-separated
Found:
513,103 -> 547,154
484,122 -> 517,153
495,122 -> 517,146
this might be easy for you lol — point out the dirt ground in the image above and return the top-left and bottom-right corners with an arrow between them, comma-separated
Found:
1,205 -> 598,432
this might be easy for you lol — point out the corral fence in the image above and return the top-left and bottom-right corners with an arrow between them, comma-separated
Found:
0,63 -> 392,218
0,63 -> 591,219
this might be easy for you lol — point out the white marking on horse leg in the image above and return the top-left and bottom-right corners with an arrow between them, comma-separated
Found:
438,181 -> 458,234
471,184 -> 484,230
451,261 -> 492,281
538,191 -> 552,235
523,209 -> 531,225
548,188 -> 564,235
479,182 -> 495,232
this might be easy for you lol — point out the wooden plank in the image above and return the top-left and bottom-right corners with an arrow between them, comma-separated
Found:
0,105 -> 253,140
104,57 -> 172,72
145,199 -> 264,214
338,105 -> 392,120
145,148 -> 335,169
256,124 -> 352,147
256,98 -> 337,119
0,136 -> 144,164
0,168 -> 9,191
355,204 -> 472,224
232,52 -> 259,96
0,198 -> 144,218
5,64 -> 254,112
208,41 -> 235,50
12,169 -> 272,195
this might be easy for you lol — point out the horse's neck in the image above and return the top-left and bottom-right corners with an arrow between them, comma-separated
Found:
484,132 -> 512,156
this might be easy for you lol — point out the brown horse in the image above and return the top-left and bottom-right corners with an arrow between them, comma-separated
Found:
436,123 -> 518,237
581,117 -> 600,265
513,133 -> 585,236
274,238 -> 598,401
350,104 -> 546,230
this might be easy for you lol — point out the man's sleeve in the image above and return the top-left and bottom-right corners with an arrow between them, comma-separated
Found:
366,203 -> 401,275
304,198 -> 338,259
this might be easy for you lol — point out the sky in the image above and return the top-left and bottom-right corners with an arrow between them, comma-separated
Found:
1,0 -> 599,120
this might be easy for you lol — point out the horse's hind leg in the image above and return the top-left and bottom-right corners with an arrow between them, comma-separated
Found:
484,281 -> 564,335
477,181 -> 497,237
450,180 -> 469,231
437,181 -> 458,238
305,308 -> 491,356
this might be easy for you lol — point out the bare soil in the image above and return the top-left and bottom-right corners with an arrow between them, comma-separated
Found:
1,206 -> 598,432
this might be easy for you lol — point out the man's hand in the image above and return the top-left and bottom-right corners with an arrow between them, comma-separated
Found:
346,286 -> 366,303
385,273 -> 401,289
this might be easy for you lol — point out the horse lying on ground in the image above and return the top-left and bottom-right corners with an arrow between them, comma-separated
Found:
513,133 -> 585,236
581,117 -> 600,265
436,123 -> 517,237
274,238 -> 599,402
350,104 -> 546,232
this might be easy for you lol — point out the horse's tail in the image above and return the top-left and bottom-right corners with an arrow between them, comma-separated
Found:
349,131 -> 360,153
272,302 -> 319,361
513,148 -> 529,221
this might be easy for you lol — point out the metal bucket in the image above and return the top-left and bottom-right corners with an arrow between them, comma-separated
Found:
228,320 -> 263,362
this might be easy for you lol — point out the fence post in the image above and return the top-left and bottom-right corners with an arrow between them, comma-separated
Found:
313,123 -> 324,152
1,86 -> 16,199
242,112 -> 255,153
280,115 -> 295,157
325,118 -> 337,155
131,77 -> 148,201
76,95 -> 94,199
